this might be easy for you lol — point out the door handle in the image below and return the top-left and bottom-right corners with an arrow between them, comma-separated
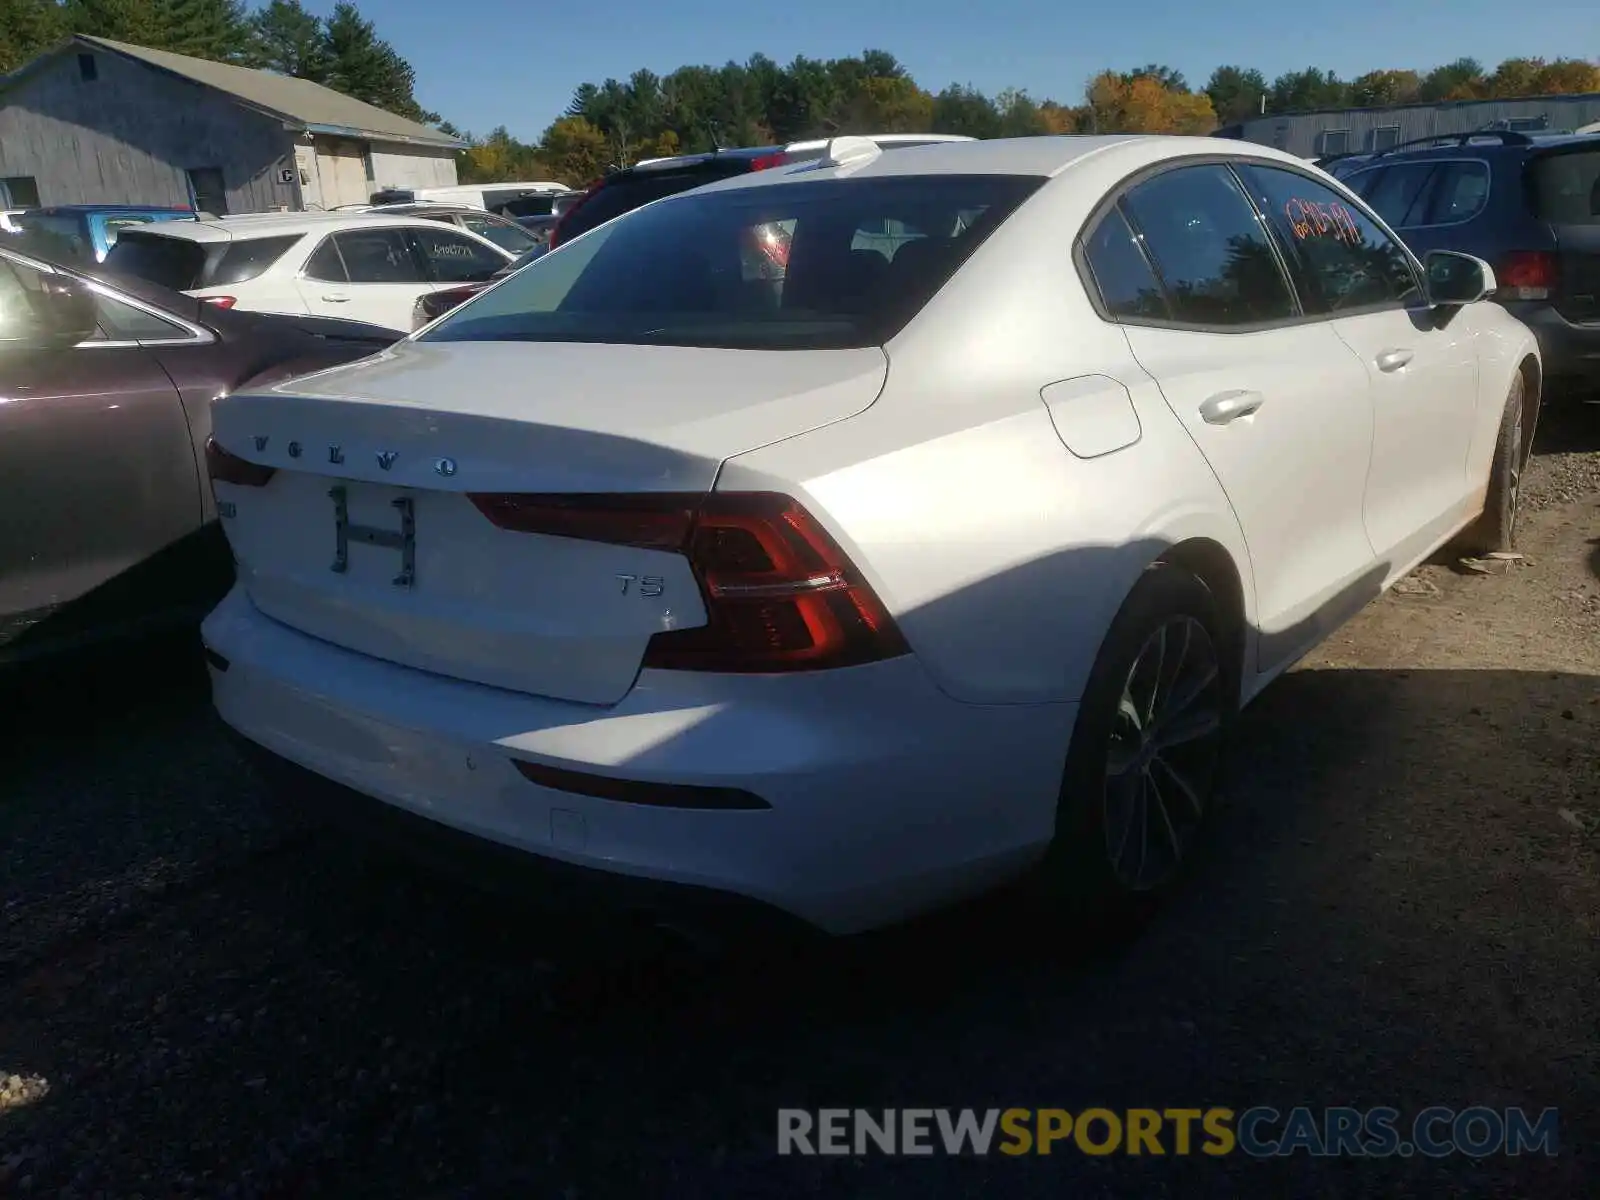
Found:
1198,389 -> 1265,425
1375,348 -> 1413,372
321,293 -> 351,302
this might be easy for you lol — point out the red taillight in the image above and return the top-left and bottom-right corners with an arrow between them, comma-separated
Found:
547,178 -> 604,249
202,295 -> 237,309
466,491 -> 908,672
1496,252 -> 1559,300
204,435 -> 275,487
749,152 -> 791,171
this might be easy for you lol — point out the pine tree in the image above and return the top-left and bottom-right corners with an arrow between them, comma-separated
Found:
0,0 -> 67,73
245,0 -> 327,80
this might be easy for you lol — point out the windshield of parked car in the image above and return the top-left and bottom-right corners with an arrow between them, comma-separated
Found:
1528,147 -> 1600,224
421,174 -> 1043,350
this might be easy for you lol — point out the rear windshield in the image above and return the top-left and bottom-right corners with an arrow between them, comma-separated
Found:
500,195 -> 557,218
421,173 -> 1043,351
209,235 -> 302,286
1527,148 -> 1600,224
103,231 -> 209,290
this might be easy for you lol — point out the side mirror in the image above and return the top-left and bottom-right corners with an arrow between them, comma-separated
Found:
1424,250 -> 1497,306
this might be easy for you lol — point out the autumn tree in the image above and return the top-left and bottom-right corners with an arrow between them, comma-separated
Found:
1349,69 -> 1421,107
1086,70 -> 1216,134
1419,57 -> 1486,101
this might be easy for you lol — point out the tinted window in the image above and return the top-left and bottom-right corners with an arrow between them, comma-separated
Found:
13,213 -> 91,263
501,195 -> 557,218
1237,164 -> 1421,314
303,236 -> 346,282
1527,148 -> 1600,225
1120,164 -> 1296,326
424,174 -> 1043,350
1425,161 -> 1490,225
1355,162 -> 1439,228
102,231 -> 209,290
333,229 -> 419,283
411,227 -> 505,282
557,166 -> 750,242
93,293 -> 188,340
210,235 -> 302,286
0,259 -> 49,343
459,213 -> 538,254
102,216 -> 155,249
1082,206 -> 1170,321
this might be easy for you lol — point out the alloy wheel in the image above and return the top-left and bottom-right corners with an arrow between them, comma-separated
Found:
1102,616 -> 1223,891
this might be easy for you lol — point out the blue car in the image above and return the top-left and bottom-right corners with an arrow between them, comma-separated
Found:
1339,131 -> 1600,398
7,204 -> 197,264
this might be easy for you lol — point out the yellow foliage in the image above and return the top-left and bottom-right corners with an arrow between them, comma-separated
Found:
1087,72 -> 1216,134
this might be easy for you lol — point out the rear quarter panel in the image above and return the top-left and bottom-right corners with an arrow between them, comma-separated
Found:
718,152 -> 1258,706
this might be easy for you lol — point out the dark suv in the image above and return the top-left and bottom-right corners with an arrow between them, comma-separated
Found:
1339,130 -> 1600,394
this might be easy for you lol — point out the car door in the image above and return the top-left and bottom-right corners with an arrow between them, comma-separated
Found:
0,259 -> 203,655
405,224 -> 513,290
1236,162 -> 1482,566
1090,162 -> 1379,670
295,227 -> 432,331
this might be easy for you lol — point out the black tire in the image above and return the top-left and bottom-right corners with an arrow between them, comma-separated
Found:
1455,373 -> 1527,556
1033,563 -> 1233,933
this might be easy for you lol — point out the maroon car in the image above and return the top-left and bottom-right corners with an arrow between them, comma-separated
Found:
0,243 -> 400,663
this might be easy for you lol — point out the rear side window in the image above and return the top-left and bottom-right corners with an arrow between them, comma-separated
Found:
1119,164 -> 1296,327
102,231 -> 209,290
1081,207 -> 1170,321
333,229 -> 420,283
1354,162 -> 1439,228
1528,148 -> 1600,224
501,195 -> 556,218
209,235 -> 302,286
1426,161 -> 1491,225
423,173 -> 1044,350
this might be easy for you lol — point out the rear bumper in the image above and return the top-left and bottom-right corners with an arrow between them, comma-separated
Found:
1503,302 -> 1600,388
202,586 -> 1075,935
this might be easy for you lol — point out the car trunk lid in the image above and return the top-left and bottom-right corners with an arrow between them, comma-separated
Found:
210,339 -> 887,704
1527,144 -> 1600,322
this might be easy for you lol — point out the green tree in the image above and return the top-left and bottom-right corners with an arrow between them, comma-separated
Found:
321,1 -> 434,121
0,0 -> 67,73
1124,63 -> 1187,93
1269,67 -> 1350,113
931,84 -> 1002,138
1419,57 -> 1485,101
157,0 -> 249,61
246,0 -> 328,79
1204,65 -> 1268,123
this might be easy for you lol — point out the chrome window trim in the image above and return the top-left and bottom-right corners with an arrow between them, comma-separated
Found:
0,244 -> 214,347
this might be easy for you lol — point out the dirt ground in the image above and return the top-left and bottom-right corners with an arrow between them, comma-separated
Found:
1,409 -> 1597,1198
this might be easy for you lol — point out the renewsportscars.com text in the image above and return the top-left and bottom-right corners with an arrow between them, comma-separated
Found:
776,1106 -> 1560,1158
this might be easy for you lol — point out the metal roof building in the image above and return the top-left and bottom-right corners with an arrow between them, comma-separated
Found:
0,36 -> 465,213
1214,92 -> 1600,159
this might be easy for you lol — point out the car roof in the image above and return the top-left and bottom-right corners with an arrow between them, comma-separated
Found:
678,134 -> 1316,199
117,211 -> 460,243
1350,130 -> 1600,165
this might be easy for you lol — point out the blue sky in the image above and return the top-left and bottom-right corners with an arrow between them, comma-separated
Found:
313,0 -> 1595,140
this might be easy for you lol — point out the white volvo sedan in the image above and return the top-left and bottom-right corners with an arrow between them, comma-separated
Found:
201,135 -> 1540,937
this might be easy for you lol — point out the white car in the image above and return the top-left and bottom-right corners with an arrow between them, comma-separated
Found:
201,135 -> 1539,938
102,212 -> 515,332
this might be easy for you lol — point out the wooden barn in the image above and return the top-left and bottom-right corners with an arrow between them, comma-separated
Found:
0,35 -> 464,214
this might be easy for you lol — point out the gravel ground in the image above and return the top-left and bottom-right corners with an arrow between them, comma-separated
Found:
2,405 -> 1598,1198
